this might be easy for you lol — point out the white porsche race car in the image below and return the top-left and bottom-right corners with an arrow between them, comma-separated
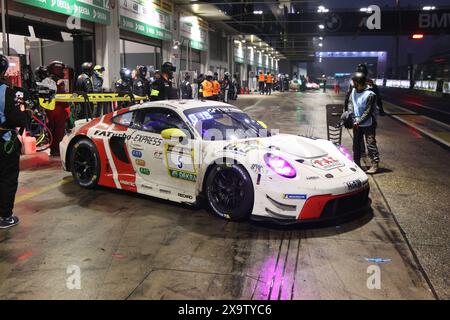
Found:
60,100 -> 370,224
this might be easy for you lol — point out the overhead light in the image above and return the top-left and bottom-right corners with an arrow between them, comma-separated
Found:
422,6 -> 436,10
317,6 -> 329,13
318,43 -> 323,47
253,10 -> 263,14
411,33 -> 424,39
319,37 -> 323,40
241,39 -> 246,43
318,24 -> 325,29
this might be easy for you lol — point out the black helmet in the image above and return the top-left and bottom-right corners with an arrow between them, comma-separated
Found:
137,65 -> 147,78
0,55 -> 9,75
35,66 -> 49,81
161,61 -> 176,75
351,72 -> 367,86
120,68 -> 131,80
356,64 -> 368,76
48,61 -> 65,79
184,72 -> 190,81
81,62 -> 94,76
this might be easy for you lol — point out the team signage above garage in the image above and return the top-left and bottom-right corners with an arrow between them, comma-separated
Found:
119,0 -> 173,41
15,0 -> 111,25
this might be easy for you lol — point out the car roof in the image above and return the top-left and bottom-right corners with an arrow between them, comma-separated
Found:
128,99 -> 239,113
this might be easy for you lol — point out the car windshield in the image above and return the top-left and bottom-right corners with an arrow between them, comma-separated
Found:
184,107 -> 268,141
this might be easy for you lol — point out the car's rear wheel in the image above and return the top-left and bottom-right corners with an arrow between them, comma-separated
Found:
205,164 -> 254,221
70,139 -> 100,189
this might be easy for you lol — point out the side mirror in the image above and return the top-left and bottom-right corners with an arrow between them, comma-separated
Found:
161,128 -> 187,140
257,120 -> 268,129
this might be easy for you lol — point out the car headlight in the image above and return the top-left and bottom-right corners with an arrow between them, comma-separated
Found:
264,153 -> 297,178
336,144 -> 353,161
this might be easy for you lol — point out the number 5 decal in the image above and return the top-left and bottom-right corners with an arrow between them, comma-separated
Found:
177,155 -> 183,169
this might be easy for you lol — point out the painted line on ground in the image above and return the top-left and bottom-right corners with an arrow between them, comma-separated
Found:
384,101 -> 450,148
15,177 -> 73,205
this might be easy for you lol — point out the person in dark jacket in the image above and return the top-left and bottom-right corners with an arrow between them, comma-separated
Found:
149,62 -> 177,101
75,62 -> 94,93
132,65 -> 150,98
180,73 -> 193,99
0,54 -> 31,229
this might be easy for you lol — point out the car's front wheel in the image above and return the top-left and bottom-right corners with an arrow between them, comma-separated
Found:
70,138 -> 100,189
205,164 -> 254,221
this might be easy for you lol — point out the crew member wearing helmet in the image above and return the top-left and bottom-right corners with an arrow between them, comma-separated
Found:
115,68 -> 132,94
34,66 -> 49,83
345,63 -> 384,115
348,71 -> 380,174
221,72 -> 231,103
0,54 -> 31,229
212,72 -> 220,101
149,62 -> 177,101
180,73 -> 193,99
258,71 -> 265,95
196,74 -> 204,100
75,62 -> 94,93
92,65 -> 111,116
115,68 -> 133,108
133,65 -> 150,98
46,60 -> 68,156
265,72 -> 273,95
92,65 -> 105,93
200,71 -> 215,101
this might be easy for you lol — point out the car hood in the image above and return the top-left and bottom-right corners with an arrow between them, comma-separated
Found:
261,134 -> 328,159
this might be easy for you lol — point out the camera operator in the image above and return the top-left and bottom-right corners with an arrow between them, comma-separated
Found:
0,54 -> 31,229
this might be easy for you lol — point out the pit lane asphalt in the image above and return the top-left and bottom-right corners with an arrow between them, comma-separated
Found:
0,91 -> 447,299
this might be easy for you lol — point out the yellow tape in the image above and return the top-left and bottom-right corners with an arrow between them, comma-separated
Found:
55,93 -> 148,103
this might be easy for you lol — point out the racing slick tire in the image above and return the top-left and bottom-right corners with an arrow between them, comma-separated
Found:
205,163 -> 254,221
70,138 -> 101,189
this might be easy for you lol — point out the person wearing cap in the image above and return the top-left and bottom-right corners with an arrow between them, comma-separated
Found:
201,71 -> 215,101
349,71 -> 380,174
0,54 -> 31,229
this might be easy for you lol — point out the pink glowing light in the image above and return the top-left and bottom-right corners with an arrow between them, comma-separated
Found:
264,153 -> 297,178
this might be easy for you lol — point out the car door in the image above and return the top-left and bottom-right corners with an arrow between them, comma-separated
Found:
127,107 -> 199,203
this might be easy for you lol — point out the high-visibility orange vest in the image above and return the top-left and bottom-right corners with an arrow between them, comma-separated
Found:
213,80 -> 220,95
258,73 -> 265,82
201,80 -> 213,97
266,74 -> 273,83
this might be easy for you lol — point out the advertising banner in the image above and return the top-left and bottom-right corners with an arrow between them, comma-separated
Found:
15,0 -> 111,25
119,0 -> 172,41
180,14 -> 208,51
